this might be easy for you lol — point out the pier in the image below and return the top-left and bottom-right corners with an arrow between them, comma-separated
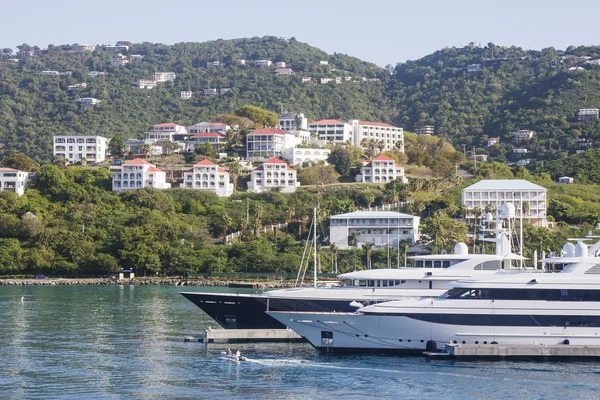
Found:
426,343 -> 600,359
185,328 -> 303,344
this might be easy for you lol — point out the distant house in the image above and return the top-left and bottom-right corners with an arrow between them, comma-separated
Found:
577,108 -> 599,122
275,61 -> 286,68
487,137 -> 500,147
0,168 -> 29,196
356,154 -> 407,184
236,59 -> 246,65
558,176 -> 574,184
207,61 -> 221,68
137,79 -> 156,89
77,98 -> 101,107
278,112 -> 308,131
319,60 -> 329,65
204,88 -> 218,96
190,132 -> 227,151
508,130 -> 534,142
53,135 -> 108,164
246,128 -> 302,160
181,91 -> 192,99
301,77 -> 312,83
154,72 -> 176,82
467,64 -> 482,72
513,148 -> 528,155
219,88 -> 232,94
247,158 -> 300,193
72,44 -> 96,52
415,125 -> 435,135
320,78 -> 334,84
568,66 -> 585,73
254,60 -> 272,67
112,158 -> 170,191
275,68 -> 293,76
181,159 -> 233,197
41,71 -> 60,76
109,54 -> 128,67
146,123 -> 187,142
284,146 -> 331,166
188,122 -> 230,134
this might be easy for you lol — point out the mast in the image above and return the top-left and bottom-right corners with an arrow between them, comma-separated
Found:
313,206 -> 317,288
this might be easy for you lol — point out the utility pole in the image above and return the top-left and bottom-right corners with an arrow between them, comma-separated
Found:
473,146 -> 477,173
246,198 -> 249,227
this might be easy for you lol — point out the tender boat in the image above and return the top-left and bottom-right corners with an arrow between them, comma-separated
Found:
220,351 -> 247,362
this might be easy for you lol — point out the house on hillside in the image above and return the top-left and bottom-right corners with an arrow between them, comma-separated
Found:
246,128 -> 302,161
356,155 -> 407,184
0,168 -> 29,196
112,158 -> 170,191
181,159 -> 233,196
247,158 -> 300,193
53,135 -> 108,164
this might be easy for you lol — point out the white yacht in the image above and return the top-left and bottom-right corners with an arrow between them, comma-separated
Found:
181,208 -> 528,329
268,238 -> 600,353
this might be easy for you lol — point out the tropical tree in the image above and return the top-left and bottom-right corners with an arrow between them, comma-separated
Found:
362,242 -> 374,270
138,144 -> 152,158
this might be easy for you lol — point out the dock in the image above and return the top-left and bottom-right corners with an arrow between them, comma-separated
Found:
425,343 -> 600,359
185,328 -> 303,344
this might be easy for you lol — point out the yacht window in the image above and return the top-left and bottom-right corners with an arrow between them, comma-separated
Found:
425,261 -> 433,268
383,280 -> 388,287
395,280 -> 400,286
376,280 -> 381,287
434,261 -> 442,268
358,280 -> 366,287
443,261 -> 451,268
367,280 -> 375,287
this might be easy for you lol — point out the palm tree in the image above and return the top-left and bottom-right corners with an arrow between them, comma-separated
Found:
220,212 -> 233,244
138,143 -> 152,158
226,161 -> 241,191
329,243 -> 338,274
376,140 -> 385,155
362,242 -> 374,270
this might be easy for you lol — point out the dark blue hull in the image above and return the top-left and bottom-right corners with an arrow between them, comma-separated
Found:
180,292 -> 360,329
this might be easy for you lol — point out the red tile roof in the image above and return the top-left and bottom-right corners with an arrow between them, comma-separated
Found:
0,167 -> 19,172
154,123 -> 178,127
395,163 -> 404,168
287,166 -> 296,171
195,159 -> 217,166
373,154 -> 395,161
358,121 -> 398,128
147,166 -> 165,173
264,157 -> 287,164
309,119 -> 344,125
248,128 -> 289,135
124,158 -> 153,165
254,165 -> 264,171
217,167 -> 226,173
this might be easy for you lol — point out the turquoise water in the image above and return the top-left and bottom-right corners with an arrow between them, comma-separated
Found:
2,286 -> 600,399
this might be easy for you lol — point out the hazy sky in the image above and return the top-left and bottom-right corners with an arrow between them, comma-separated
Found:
3,0 -> 600,66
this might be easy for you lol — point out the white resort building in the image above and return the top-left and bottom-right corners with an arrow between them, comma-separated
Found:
181,159 -> 233,196
350,120 -> 404,152
461,179 -> 547,227
278,112 -> 308,131
0,168 -> 29,196
146,123 -> 188,141
283,146 -> 331,166
308,120 -> 353,144
330,211 -> 420,249
356,155 -> 407,184
112,158 -> 170,191
247,158 -> 300,193
53,135 -> 108,164
188,122 -> 231,134
246,128 -> 302,161
190,132 -> 227,151
154,72 -> 176,82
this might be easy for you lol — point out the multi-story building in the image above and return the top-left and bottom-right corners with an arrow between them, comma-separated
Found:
204,88 -> 218,96
181,159 -> 233,196
320,78 -> 334,84
109,54 -> 128,67
513,148 -> 528,155
154,72 -> 176,82
508,130 -> 534,142
467,63 -> 482,72
145,123 -> 187,142
53,135 -> 108,164
278,112 -> 308,131
77,98 -> 101,107
356,155 -> 407,184
72,44 -> 96,52
246,128 -> 302,160
254,60 -> 272,67
181,91 -> 192,99
190,132 -> 227,151
247,158 -> 300,193
350,120 -> 404,152
330,211 -> 420,249
112,158 -> 170,191
41,71 -> 60,76
461,179 -> 547,227
188,122 -> 230,134
308,119 -> 353,143
103,45 -> 129,52
67,83 -> 87,90
415,125 -> 435,135
283,146 -> 331,166
577,108 -> 599,122
275,68 -> 293,76
137,79 -> 157,89
487,137 -> 500,147
0,168 -> 29,196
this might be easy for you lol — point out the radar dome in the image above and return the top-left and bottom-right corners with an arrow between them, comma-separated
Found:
575,240 -> 588,258
501,203 -> 516,218
562,243 -> 575,257
453,242 -> 469,255
485,212 -> 493,222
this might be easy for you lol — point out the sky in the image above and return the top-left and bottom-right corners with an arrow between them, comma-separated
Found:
3,0 -> 600,66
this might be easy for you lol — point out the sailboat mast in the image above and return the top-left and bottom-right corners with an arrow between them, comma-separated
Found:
313,207 -> 317,288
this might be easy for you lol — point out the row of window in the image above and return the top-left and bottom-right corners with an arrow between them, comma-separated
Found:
54,138 -> 98,144
443,288 -> 600,301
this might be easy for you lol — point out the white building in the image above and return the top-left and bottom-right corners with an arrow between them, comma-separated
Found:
558,176 -> 574,184
41,71 -> 60,76
350,120 -> 404,152
190,132 -> 227,150
146,123 -> 187,141
109,54 -> 128,67
154,72 -> 176,82
188,122 -> 230,134
330,211 -> 420,249
246,128 -> 302,160
219,88 -> 231,94
577,108 -> 599,122
301,77 -> 312,83
72,44 -> 96,52
104,45 -> 129,52
0,168 -> 29,196
308,119 -> 353,144
513,148 -> 528,155
207,61 -> 220,68
356,155 -> 407,184
461,179 -> 547,227
204,88 -> 218,96
275,61 -> 286,68
320,78 -> 334,84
181,91 -> 192,99
67,83 -> 87,90
508,130 -> 534,142
53,135 -> 108,164
275,68 -> 293,76
415,125 -> 434,135
236,59 -> 246,65
88,71 -> 104,78
487,137 -> 500,147
181,159 -> 233,196
254,60 -> 272,67
467,64 -> 482,72
247,158 -> 300,193
278,112 -> 308,131
112,158 -> 170,191
137,79 -> 157,89
77,98 -> 101,107
284,146 -> 331,166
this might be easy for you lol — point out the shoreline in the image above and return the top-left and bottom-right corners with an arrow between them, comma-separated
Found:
0,278 -> 306,288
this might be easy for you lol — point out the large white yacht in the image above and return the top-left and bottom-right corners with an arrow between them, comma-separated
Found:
268,238 -> 600,353
181,208 -> 529,329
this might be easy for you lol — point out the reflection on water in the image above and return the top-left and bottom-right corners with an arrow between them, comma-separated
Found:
1,286 -> 600,399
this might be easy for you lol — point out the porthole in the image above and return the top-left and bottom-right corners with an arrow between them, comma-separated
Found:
365,335 -> 369,337
420,340 -> 424,343
475,341 -> 479,344
461,341 -> 466,344
399,339 -> 403,342
483,341 -> 488,344
453,340 -> 458,344
407,339 -> 411,342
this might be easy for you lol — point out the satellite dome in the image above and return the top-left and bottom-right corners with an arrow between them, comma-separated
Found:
575,240 -> 588,258
501,203 -> 516,218
562,243 -> 575,257
453,242 -> 469,255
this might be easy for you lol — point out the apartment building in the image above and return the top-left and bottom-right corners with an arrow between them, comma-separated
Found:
461,179 -> 547,227
415,125 -> 435,135
356,155 -> 407,184
247,158 -> 300,193
190,132 -> 227,151
577,108 -> 599,122
154,72 -> 176,82
72,44 -> 96,52
53,135 -> 108,164
0,168 -> 29,196
109,54 -> 128,67
137,79 -> 157,89
188,122 -> 230,134
283,146 -> 331,166
330,211 -> 420,249
278,112 -> 308,131
180,91 -> 192,99
275,68 -> 293,76
146,123 -> 188,141
181,159 -> 233,197
246,128 -> 302,160
254,60 -> 272,67
508,130 -> 534,142
308,119 -> 353,143
112,158 -> 170,191
350,120 -> 404,152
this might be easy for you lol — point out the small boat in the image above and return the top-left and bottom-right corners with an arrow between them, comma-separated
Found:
220,352 -> 247,362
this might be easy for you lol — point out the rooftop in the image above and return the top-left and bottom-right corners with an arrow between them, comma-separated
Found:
464,179 -> 546,191
373,154 -> 395,161
331,211 -> 418,219
248,128 -> 289,135
0,168 -> 20,172
195,159 -> 217,166
124,158 -> 153,165
191,132 -> 226,138
309,119 -> 344,125
264,157 -> 287,164
358,121 -> 398,128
